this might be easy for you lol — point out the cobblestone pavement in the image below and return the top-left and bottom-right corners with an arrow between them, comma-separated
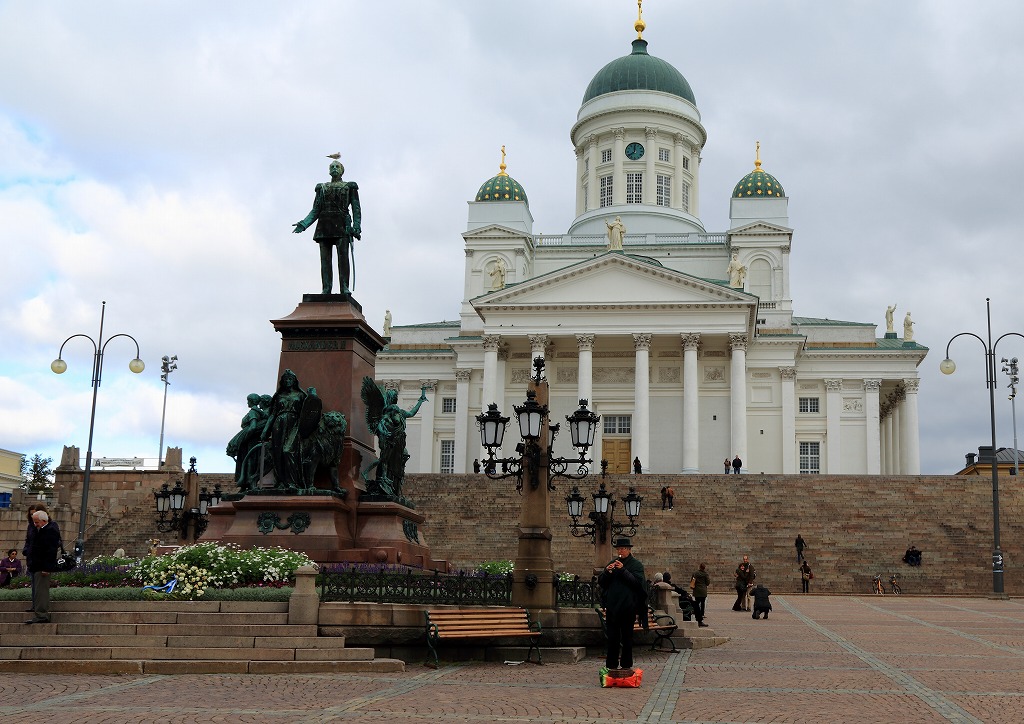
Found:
1,595 -> 1022,723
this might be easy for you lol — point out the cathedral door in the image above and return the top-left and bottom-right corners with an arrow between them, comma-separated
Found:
603,438 -> 632,474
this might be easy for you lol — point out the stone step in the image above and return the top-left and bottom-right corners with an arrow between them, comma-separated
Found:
0,658 -> 406,675
1,622 -> 318,637
0,610 -> 292,625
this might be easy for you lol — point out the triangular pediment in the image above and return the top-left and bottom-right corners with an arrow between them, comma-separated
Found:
462,224 -> 531,241
728,221 -> 793,236
473,253 -> 755,310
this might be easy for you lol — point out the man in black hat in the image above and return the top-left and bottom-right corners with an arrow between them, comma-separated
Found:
598,537 -> 646,671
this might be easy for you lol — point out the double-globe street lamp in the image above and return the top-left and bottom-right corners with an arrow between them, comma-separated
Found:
51,301 -> 145,562
1002,357 -> 1019,476
154,480 -> 222,539
940,298 -> 1024,596
565,481 -> 643,569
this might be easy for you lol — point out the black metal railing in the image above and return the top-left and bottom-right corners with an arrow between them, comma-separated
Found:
554,575 -> 601,608
319,565 -> 513,606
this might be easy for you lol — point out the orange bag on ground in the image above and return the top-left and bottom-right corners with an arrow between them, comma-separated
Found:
599,666 -> 643,688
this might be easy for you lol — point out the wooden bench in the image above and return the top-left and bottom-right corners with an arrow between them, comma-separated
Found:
596,606 -> 678,653
424,607 -> 542,668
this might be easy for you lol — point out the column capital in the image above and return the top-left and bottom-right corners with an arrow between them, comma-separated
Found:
645,126 -> 659,141
779,366 -> 797,380
681,332 -> 701,351
903,378 -> 921,393
418,379 -> 438,391
633,333 -> 652,351
613,127 -> 626,141
482,334 -> 501,352
576,333 -> 595,351
586,134 -> 598,149
728,333 -> 748,352
824,378 -> 843,392
528,334 -> 548,353
863,378 -> 882,392
454,368 -> 472,383
381,379 -> 401,392
674,132 -> 686,146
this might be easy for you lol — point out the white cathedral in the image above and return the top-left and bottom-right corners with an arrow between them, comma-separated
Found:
376,18 -> 926,477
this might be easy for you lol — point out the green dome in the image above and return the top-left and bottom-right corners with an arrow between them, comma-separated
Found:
582,39 -> 696,105
732,168 -> 785,199
475,173 -> 528,205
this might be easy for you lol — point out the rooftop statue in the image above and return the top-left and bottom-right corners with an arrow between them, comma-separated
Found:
293,158 -> 362,295
361,377 -> 428,501
903,312 -> 915,341
606,216 -> 626,251
886,304 -> 897,333
727,251 -> 747,288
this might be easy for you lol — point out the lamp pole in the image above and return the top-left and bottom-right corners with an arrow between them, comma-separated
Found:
1002,357 -> 1019,476
51,301 -> 144,562
158,355 -> 178,467
940,298 -> 1024,596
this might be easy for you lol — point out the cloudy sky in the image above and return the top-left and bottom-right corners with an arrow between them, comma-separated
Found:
2,1 -> 1023,477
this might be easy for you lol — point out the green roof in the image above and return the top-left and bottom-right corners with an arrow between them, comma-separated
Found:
475,173 -> 528,205
733,169 -> 785,199
793,317 -> 871,327
582,39 -> 696,105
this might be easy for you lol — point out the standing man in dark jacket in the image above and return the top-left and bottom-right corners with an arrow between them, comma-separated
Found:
732,455 -> 743,474
733,555 -> 756,611
690,562 -> 711,627
599,537 -> 646,671
26,510 -> 60,624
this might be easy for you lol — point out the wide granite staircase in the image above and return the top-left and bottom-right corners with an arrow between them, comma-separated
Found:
0,600 -> 405,674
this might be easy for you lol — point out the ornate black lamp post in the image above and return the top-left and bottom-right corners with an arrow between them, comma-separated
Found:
1002,357 -> 1019,476
154,480 -> 187,533
51,301 -> 144,563
566,482 -> 643,569
940,298 -> 1024,596
473,357 -> 599,608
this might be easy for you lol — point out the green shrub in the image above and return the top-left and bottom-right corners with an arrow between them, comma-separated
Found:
475,560 -> 514,575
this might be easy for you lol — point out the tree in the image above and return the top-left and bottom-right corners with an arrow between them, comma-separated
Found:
20,454 -> 54,494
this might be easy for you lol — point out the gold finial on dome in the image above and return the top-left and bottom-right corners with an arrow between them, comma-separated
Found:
498,145 -> 508,177
753,140 -> 763,172
635,0 -> 646,39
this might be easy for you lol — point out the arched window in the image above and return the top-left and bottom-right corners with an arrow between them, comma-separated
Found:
748,258 -> 772,300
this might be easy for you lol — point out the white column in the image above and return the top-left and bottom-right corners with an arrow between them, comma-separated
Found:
673,133 -> 685,210
881,407 -> 892,474
729,334 -> 748,472
482,335 -> 500,408
528,334 -> 548,370
864,379 -> 882,475
682,333 -> 701,473
825,379 -> 843,474
901,379 -> 921,475
454,368 -> 472,474
891,395 -> 902,474
780,367 -> 797,474
633,333 -> 651,472
574,146 -> 585,216
690,144 -> 700,214
612,128 -> 626,205
643,127 -> 657,205
586,135 -> 599,212
576,334 -> 594,406
417,379 -> 437,473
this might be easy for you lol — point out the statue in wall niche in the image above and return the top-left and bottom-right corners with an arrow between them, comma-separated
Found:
727,251 -> 747,288
605,216 -> 626,250
292,158 -> 362,295
361,377 -> 429,500
488,258 -> 507,290
885,304 -> 897,333
903,312 -> 915,341
226,393 -> 269,491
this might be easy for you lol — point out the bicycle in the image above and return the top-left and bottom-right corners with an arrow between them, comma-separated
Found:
871,574 -> 884,595
889,574 -> 902,595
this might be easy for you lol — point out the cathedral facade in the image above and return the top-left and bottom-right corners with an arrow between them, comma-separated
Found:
376,23 -> 926,477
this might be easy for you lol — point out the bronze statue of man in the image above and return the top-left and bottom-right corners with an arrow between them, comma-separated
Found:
293,159 -> 362,295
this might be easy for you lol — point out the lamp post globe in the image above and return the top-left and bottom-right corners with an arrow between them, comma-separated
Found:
939,358 -> 956,375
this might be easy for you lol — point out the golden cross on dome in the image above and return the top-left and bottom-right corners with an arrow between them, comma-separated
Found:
635,0 -> 646,39
498,145 -> 508,176
754,141 -> 763,172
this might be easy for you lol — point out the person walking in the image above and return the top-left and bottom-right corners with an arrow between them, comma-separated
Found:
732,455 -> 743,474
733,555 -> 756,611
633,457 -> 642,474
724,458 -> 731,474
665,486 -> 674,510
795,534 -> 806,562
660,487 -> 668,510
690,563 -> 711,627
800,560 -> 813,593
598,537 -> 646,671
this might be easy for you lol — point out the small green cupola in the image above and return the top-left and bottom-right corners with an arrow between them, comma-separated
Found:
475,146 -> 529,205
733,141 -> 786,198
